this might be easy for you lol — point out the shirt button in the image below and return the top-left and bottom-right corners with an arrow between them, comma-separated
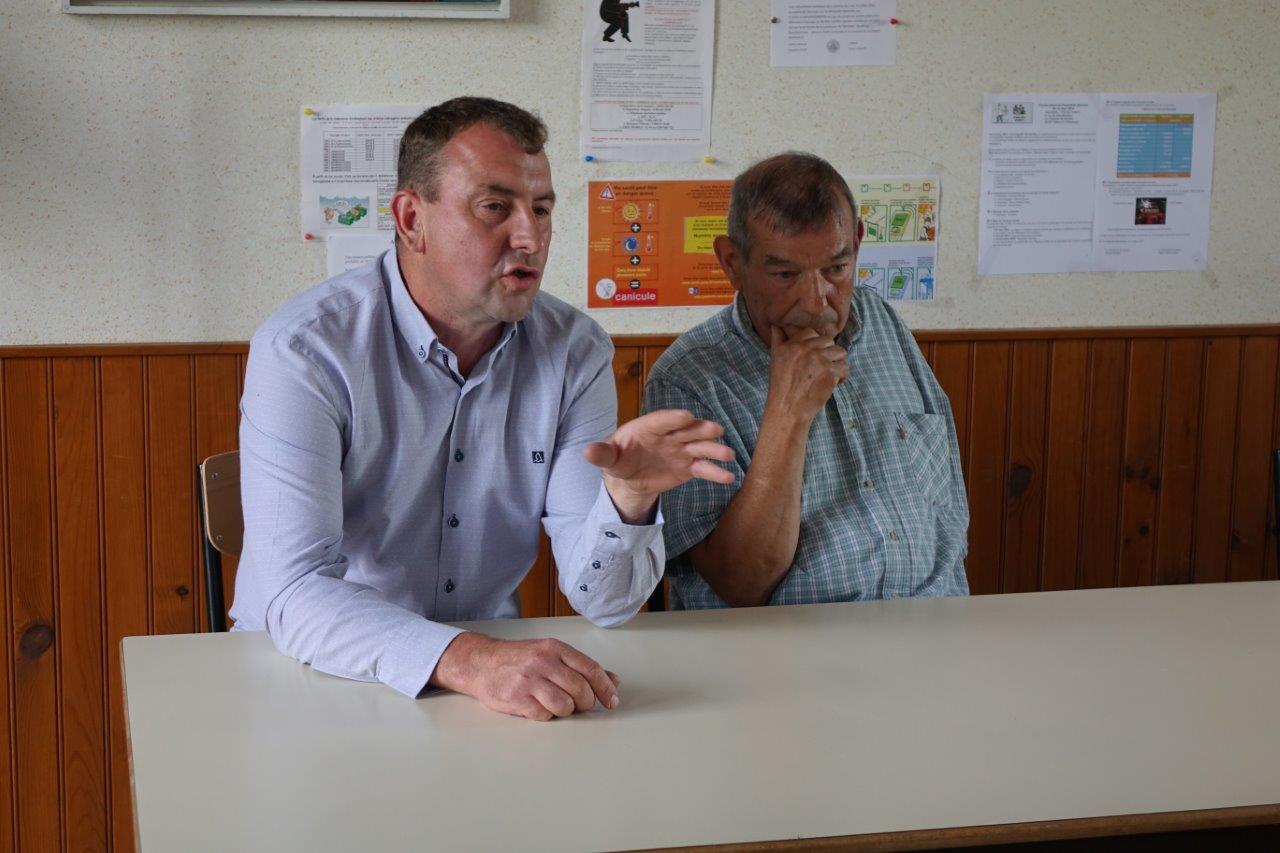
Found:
448,514 -> 459,528
579,584 -> 589,592
888,531 -> 899,542
604,531 -> 619,539
454,450 -> 464,462
445,579 -> 456,593
591,560 -> 601,569
863,479 -> 874,489
846,419 -> 859,430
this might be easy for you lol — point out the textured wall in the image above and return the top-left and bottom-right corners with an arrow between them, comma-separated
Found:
1,0 -> 1277,343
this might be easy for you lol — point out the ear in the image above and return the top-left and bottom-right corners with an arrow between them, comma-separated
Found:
713,234 -> 745,293
390,189 -> 427,253
854,216 -> 865,249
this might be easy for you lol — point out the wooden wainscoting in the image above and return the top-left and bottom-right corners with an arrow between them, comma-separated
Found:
1,327 -> 1279,850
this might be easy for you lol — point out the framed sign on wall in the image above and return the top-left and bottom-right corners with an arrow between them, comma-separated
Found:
63,0 -> 509,18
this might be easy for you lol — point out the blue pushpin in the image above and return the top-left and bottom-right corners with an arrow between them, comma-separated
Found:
584,154 -> 595,162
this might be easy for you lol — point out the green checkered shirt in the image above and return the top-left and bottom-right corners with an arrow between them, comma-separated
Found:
644,288 -> 969,609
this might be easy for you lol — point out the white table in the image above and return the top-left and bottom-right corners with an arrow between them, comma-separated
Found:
123,582 -> 1280,851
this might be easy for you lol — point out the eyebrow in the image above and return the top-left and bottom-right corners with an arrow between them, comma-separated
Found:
479,183 -> 557,204
763,246 -> 852,266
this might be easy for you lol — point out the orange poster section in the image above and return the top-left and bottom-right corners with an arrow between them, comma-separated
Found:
586,180 -> 735,308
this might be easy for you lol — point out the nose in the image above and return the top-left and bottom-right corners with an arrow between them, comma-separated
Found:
508,205 -> 542,255
798,270 -> 828,314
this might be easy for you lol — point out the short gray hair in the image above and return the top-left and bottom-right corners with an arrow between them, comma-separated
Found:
726,152 -> 857,259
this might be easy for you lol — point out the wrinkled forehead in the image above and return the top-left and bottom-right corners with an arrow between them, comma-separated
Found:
747,213 -> 853,263
439,125 -> 554,195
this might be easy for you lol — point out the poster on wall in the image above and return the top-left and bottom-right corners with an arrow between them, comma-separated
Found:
586,180 -> 733,308
853,176 -> 939,302
978,93 -> 1216,275
586,176 -> 939,308
580,0 -> 716,162
299,105 -> 420,241
769,0 -> 898,67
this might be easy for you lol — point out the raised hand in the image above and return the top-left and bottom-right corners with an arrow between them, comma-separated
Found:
584,409 -> 735,523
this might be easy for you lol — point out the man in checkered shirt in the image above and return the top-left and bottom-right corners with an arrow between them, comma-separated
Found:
643,152 -> 970,609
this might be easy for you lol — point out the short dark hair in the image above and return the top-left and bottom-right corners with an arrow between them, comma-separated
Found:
396,96 -> 548,199
726,152 -> 857,259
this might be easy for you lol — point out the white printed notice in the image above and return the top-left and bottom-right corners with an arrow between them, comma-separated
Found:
979,93 -> 1216,275
326,233 -> 394,279
300,105 -> 420,241
1092,93 -> 1216,272
580,0 -> 715,162
770,0 -> 897,67
854,176 -> 939,301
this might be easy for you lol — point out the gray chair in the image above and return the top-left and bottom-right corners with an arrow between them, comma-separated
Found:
197,451 -> 242,633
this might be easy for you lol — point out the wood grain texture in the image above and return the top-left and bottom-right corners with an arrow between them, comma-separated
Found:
100,357 -> 149,853
4,359 -> 61,853
52,359 -> 109,852
3,325 -> 1280,850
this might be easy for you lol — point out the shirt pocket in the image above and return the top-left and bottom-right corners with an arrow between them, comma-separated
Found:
893,411 -> 952,508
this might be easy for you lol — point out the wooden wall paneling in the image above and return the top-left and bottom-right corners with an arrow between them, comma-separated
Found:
0,363 -> 15,853
193,355 -> 242,631
1227,338 -> 1279,582
930,343 -> 972,490
1153,340 -> 1206,585
145,356 -> 198,634
1191,338 -> 1244,583
1040,341 -> 1089,591
1116,339 -> 1167,587
965,343 -> 1012,595
1077,341 -> 1127,589
1001,342 -> 1049,593
52,359 -> 109,851
1262,337 -> 1280,583
4,359 -> 61,852
517,532 -> 552,619
100,356 -> 149,853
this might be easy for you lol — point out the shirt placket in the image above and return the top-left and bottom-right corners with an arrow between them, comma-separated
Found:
434,344 -> 470,621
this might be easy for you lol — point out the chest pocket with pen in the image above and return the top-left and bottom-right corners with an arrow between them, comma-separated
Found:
890,411 -> 953,508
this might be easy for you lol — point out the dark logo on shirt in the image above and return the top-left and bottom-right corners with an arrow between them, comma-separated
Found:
531,451 -> 546,463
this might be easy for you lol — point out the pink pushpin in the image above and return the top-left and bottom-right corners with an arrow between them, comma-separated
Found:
890,17 -> 900,25
304,232 -> 313,240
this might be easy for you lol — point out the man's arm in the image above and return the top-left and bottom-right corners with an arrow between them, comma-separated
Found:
649,327 -> 848,607
238,331 -> 464,698
241,329 -> 625,717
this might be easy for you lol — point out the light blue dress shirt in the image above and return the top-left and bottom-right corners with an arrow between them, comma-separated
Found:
229,250 -> 664,697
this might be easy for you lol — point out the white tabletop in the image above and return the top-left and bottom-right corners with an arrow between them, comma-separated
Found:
123,582 -> 1280,852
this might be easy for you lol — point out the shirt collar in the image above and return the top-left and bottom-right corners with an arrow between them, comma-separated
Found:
729,291 -> 863,353
382,246 -> 518,369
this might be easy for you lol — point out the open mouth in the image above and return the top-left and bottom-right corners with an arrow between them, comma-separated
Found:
503,266 -> 541,287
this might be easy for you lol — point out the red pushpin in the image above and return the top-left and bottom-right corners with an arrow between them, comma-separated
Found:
304,232 -> 313,240
889,17 -> 900,25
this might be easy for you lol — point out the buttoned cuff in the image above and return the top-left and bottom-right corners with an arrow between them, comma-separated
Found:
379,617 -> 466,699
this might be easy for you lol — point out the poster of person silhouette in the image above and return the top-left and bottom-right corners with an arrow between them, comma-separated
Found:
580,0 -> 715,162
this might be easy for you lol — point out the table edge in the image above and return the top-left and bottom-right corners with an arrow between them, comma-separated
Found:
630,803 -> 1280,852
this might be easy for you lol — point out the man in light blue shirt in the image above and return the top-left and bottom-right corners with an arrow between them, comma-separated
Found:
230,97 -> 733,719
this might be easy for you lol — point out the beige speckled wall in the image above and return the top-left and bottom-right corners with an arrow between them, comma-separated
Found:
1,1 -> 1277,343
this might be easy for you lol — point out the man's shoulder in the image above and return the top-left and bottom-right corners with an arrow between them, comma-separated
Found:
649,305 -> 738,387
523,290 -> 612,357
252,259 -> 387,355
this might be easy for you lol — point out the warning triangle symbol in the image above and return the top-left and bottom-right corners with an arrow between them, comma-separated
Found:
600,185 -> 615,200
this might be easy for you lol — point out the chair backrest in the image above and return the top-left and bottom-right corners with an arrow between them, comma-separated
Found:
198,451 -> 242,632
